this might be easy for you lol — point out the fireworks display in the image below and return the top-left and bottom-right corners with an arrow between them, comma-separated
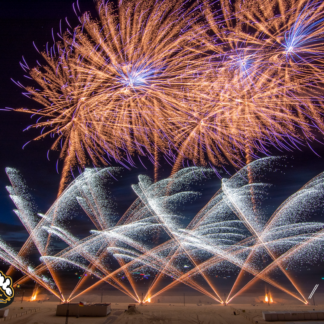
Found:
12,0 -> 324,193
1,157 -> 324,303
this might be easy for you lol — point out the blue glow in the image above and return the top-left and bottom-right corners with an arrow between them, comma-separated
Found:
229,49 -> 257,84
237,55 -> 254,75
116,63 -> 157,89
283,4 -> 324,58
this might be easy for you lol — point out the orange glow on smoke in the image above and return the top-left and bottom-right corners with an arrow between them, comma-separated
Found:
30,285 -> 39,301
265,293 -> 274,303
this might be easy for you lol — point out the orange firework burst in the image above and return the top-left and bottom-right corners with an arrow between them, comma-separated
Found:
199,0 -> 324,161
14,0 -> 324,193
17,0 -> 209,193
18,46 -> 107,194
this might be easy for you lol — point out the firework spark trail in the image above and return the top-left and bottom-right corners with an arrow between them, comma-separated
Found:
222,167 -> 307,302
228,230 -> 324,303
47,168 -> 206,301
16,0 -> 212,194
70,171 -> 196,300
10,170 -> 178,301
67,244 -> 140,302
4,168 -> 126,301
43,226 -> 139,301
227,169 -> 324,302
133,168 -> 225,301
1,158 -> 324,303
48,231 -> 136,297
198,0 -> 324,162
0,166 -> 288,300
5,168 -> 38,276
15,228 -> 198,301
149,234 -> 310,303
69,227 -> 224,302
5,169 -> 107,287
221,173 -> 308,303
69,187 -> 152,299
65,162 -> 306,302
47,168 -> 147,301
164,214 -> 322,301
148,159 -> 320,302
0,237 -> 61,299
66,215 -> 144,301
5,167 -> 66,300
145,173 -> 232,302
14,231 -> 139,300
10,171 -> 298,302
50,170 -> 228,302
68,237 -> 221,302
109,169 -> 219,301
13,0 -> 324,193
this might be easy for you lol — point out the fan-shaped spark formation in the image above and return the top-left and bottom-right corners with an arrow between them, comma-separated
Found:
1,158 -> 324,304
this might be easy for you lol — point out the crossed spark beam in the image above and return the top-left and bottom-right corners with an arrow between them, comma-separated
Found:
1,158 -> 323,304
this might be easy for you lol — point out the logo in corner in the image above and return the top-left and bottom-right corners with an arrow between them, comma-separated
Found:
0,271 -> 14,308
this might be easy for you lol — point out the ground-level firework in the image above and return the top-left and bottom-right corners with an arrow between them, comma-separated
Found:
1,158 -> 324,304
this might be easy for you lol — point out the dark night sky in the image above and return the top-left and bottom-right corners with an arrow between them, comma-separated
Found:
0,0 -> 324,294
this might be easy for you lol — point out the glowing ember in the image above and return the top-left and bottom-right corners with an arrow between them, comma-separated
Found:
265,293 -> 274,303
30,284 -> 39,301
30,292 -> 37,301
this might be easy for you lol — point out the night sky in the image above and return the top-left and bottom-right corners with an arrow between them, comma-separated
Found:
0,0 -> 324,296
